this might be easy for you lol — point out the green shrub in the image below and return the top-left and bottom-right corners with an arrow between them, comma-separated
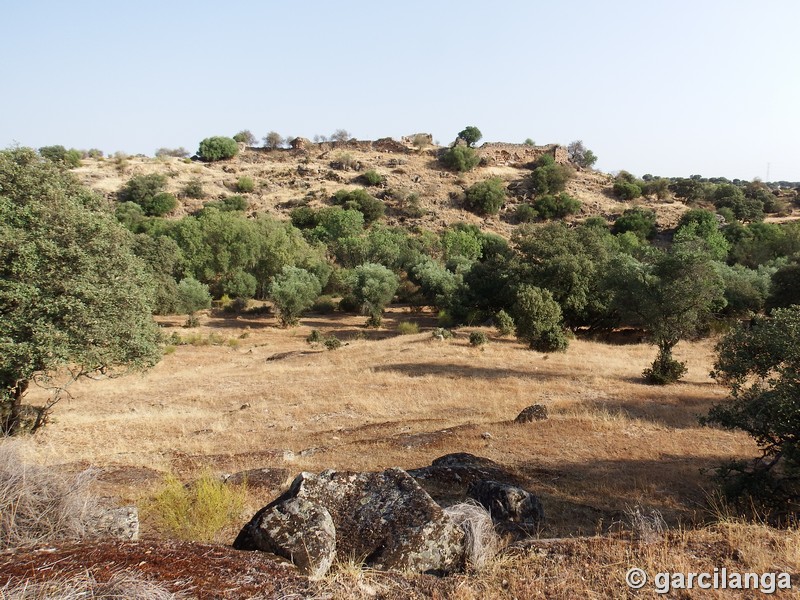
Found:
306,329 -> 324,344
176,277 -> 212,316
440,145 -> 480,172
515,203 -> 538,223
612,207 -> 657,239
198,136 -> 239,162
566,140 -> 598,169
528,162 -> 573,195
464,177 -> 506,215
333,189 -> 384,224
432,327 -> 454,340
397,321 -> 420,335
147,192 -> 177,216
613,180 -> 643,200
145,472 -> 246,542
513,285 -> 569,352
38,145 -> 81,168
642,356 -> 688,385
352,263 -> 399,327
469,331 -> 488,347
362,169 -> 385,186
182,178 -> 205,199
324,335 -> 342,350
118,173 -> 168,212
338,295 -> 360,313
494,309 -> 515,336
533,192 -> 581,219
236,176 -> 255,193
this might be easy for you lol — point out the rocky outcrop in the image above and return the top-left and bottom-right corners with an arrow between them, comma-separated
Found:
85,505 -> 139,541
409,453 -> 544,538
234,468 -> 464,577
515,404 -> 549,423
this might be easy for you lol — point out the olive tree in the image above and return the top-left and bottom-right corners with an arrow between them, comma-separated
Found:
457,126 -> 482,147
269,266 -> 322,326
0,148 -> 162,435
703,307 -> 800,514
513,285 -> 569,352
351,263 -> 399,327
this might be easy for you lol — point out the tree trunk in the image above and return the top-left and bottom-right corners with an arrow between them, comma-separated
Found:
1,380 -> 28,436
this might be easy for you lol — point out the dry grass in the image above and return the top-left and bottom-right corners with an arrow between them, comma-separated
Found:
0,442 -> 96,549
0,571 -> 186,600
444,501 -> 502,571
23,309 -> 756,537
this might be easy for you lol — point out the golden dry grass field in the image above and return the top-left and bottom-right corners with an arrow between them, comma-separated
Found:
8,308 -> 800,597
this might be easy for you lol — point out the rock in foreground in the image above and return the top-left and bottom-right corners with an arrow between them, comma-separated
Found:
234,468 -> 464,578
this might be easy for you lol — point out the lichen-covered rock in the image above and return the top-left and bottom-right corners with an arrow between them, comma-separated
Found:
85,506 -> 139,541
467,479 -> 544,534
515,404 -> 549,423
234,468 -> 464,576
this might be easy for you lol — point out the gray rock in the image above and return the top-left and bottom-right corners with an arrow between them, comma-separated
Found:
85,505 -> 139,541
234,468 -> 464,576
408,453 -> 525,506
515,404 -> 548,423
467,479 -> 544,534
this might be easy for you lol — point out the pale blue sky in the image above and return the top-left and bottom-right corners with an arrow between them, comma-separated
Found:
2,1 -> 799,181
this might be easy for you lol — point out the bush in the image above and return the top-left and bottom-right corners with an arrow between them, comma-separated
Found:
612,207 -> 657,239
566,140 -> 598,169
464,177 -> 506,215
306,329 -> 324,344
532,192 -> 581,220
147,192 -> 178,216
324,335 -> 342,350
236,176 -> 255,193
515,203 -> 538,223
432,327 -> 454,340
513,285 -> 569,352
38,145 -> 81,168
362,169 -> 385,186
397,321 -> 420,335
145,471 -> 246,542
333,188 -> 384,224
0,443 -> 96,548
118,173 -> 167,209
642,355 -> 688,385
440,145 -> 480,172
175,277 -> 211,316
182,178 -> 205,199
494,309 -> 515,336
528,162 -> 573,195
352,263 -> 399,327
469,331 -> 488,347
613,179 -> 643,200
197,136 -> 239,162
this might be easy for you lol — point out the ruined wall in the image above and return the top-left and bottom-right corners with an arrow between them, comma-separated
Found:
476,143 -> 568,167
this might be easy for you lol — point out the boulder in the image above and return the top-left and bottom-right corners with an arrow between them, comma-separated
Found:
515,404 -> 548,423
408,453 -> 525,506
223,467 -> 291,490
234,468 -> 464,576
467,480 -> 544,535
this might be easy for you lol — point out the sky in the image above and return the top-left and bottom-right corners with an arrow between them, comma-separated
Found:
1,0 -> 799,182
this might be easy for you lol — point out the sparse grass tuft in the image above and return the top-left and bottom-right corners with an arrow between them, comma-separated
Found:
0,443 -> 96,549
0,570 -> 187,599
144,471 -> 246,543
444,501 -> 501,571
396,322 -> 419,335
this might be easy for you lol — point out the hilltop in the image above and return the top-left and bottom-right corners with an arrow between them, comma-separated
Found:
72,137 -> 701,237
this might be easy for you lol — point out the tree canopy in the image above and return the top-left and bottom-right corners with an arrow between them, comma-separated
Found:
0,148 -> 162,434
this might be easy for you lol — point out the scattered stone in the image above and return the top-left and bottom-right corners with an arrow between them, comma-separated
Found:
515,404 -> 548,423
240,403 -> 251,410
467,479 -> 544,534
85,505 -> 139,541
481,432 -> 493,440
234,468 -> 464,576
